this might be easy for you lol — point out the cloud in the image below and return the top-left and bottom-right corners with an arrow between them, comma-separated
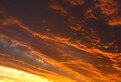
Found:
0,65 -> 53,82
49,4 -> 68,16
108,16 -> 121,26
0,1 -> 121,81
0,16 -> 121,81
95,0 -> 119,16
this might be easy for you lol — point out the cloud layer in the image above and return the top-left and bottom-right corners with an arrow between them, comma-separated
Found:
0,0 -> 121,82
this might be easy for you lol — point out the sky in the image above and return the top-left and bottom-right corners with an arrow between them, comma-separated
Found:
0,0 -> 121,82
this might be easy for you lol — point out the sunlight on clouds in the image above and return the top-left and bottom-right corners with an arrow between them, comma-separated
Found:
0,65 -> 53,82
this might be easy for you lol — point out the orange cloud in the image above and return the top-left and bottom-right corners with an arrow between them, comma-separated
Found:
49,4 -> 68,16
1,16 -> 121,62
108,16 -> 121,26
0,16 -> 121,82
66,0 -> 85,6
70,24 -> 82,31
96,0 -> 119,16
84,8 -> 98,19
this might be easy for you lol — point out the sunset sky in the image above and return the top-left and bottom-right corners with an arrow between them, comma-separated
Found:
0,0 -> 121,82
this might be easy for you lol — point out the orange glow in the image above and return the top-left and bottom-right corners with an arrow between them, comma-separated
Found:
0,65 -> 52,82
108,16 -> 121,26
